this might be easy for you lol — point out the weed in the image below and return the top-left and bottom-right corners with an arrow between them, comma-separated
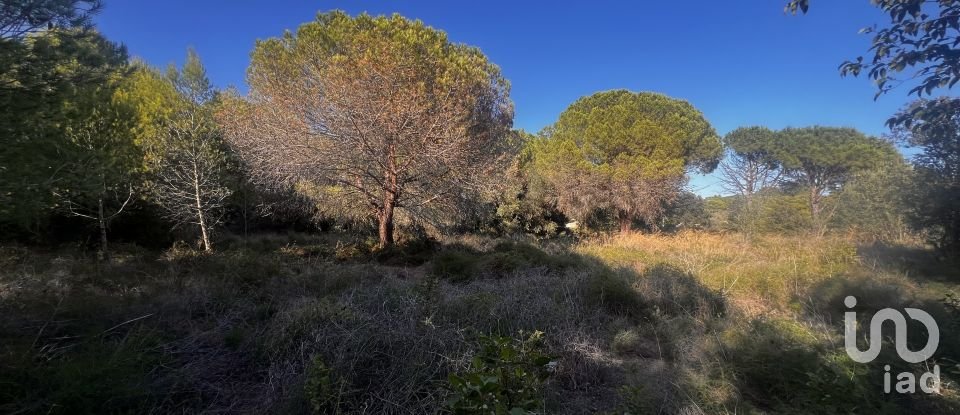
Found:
304,355 -> 350,414
446,330 -> 555,414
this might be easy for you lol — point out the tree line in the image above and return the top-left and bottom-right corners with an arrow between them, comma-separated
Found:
1,1 -> 958,256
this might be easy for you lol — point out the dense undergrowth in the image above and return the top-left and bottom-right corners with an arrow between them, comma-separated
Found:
1,231 -> 959,414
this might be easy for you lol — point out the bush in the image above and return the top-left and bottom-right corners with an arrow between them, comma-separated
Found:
446,331 -> 555,414
304,355 -> 349,414
724,318 -> 895,414
583,270 -> 646,318
373,237 -> 438,266
756,191 -> 812,234
638,263 -> 725,319
430,249 -> 482,282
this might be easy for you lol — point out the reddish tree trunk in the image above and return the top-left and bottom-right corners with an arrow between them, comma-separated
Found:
378,202 -> 395,248
378,159 -> 398,249
618,211 -> 632,234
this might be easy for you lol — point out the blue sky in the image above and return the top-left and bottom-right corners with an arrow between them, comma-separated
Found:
96,1 -> 917,196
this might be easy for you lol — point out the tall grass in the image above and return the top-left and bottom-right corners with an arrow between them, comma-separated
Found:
1,231 -> 958,413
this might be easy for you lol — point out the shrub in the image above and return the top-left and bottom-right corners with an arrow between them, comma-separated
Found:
334,241 -> 370,262
304,355 -> 349,414
724,318 -> 894,414
430,250 -> 482,282
756,191 -> 812,234
446,331 -> 555,414
373,237 -> 438,266
485,241 -> 580,273
638,263 -> 725,319
583,270 -> 646,318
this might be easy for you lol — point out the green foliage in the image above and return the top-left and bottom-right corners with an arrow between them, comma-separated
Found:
372,236 -> 439,266
530,90 -> 721,231
890,98 -> 960,253
775,127 -> 894,178
718,126 -> 781,231
774,126 -> 896,231
0,325 -> 164,414
0,28 -> 131,237
304,355 -> 349,414
723,126 -> 779,164
831,159 -> 913,240
755,190 -> 812,234
431,248 -> 483,282
167,48 -> 215,104
446,331 -> 554,415
144,50 -> 234,251
725,318 -> 899,414
659,192 -> 711,232
704,195 -> 735,231
788,0 -> 960,248
0,0 -> 103,40
113,62 -> 183,157
791,0 -> 960,99
495,131 -> 568,237
230,10 -> 514,247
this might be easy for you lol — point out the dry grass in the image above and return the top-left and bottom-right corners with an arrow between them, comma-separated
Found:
1,231 -> 959,414
580,231 -> 861,310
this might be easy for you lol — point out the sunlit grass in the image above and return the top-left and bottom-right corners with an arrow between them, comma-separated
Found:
578,231 -> 863,308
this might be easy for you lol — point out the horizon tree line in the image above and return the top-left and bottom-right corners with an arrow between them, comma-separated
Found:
1,1 -> 957,256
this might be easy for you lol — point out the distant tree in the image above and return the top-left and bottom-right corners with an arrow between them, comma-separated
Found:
831,158 -> 913,241
151,111 -> 231,251
718,126 -> 781,231
786,1 -> 960,249
0,28 -> 129,238
42,31 -> 139,259
495,130 -> 567,236
58,102 -> 140,261
773,126 -> 897,234
531,90 -> 721,233
166,48 -> 215,105
756,189 -> 812,234
218,12 -> 513,248
0,0 -> 102,40
890,98 -> 960,253
660,191 -> 711,232
119,50 -> 232,251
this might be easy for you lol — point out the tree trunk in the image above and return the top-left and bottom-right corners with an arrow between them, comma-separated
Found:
193,163 -> 212,252
377,177 -> 397,248
98,196 -> 109,262
378,203 -> 395,249
618,211 -> 632,234
378,147 -> 398,249
198,209 -> 211,252
809,185 -> 825,236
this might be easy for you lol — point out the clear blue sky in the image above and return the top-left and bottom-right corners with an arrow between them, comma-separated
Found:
95,0 -> 916,196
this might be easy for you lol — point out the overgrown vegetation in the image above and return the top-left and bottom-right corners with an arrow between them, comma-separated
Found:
3,1 -> 960,414
2,233 -> 958,413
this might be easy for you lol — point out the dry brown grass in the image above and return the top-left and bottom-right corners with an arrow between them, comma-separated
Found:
2,231 -> 958,414
579,231 -> 862,310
